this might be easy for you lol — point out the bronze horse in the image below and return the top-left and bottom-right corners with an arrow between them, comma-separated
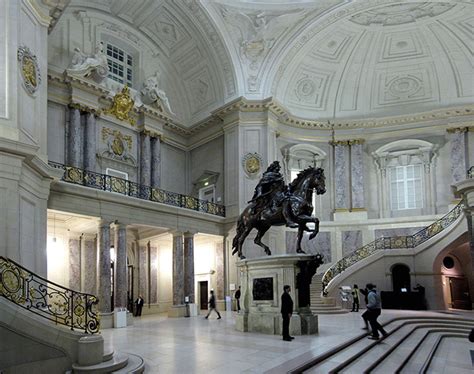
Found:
232,167 -> 326,259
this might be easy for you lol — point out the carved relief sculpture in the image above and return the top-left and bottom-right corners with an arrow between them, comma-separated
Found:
101,127 -> 135,165
17,46 -> 41,95
67,42 -> 109,83
104,85 -> 136,125
242,152 -> 263,178
140,70 -> 175,115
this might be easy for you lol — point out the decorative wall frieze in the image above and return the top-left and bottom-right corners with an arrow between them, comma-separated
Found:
446,126 -> 472,133
329,139 -> 365,146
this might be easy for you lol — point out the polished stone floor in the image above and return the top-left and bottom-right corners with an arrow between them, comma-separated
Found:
101,309 -> 474,374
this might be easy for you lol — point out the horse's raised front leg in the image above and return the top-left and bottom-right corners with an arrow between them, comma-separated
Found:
254,224 -> 271,256
296,224 -> 306,254
309,218 -> 320,240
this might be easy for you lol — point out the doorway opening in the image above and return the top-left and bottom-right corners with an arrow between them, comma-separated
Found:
199,281 -> 208,310
392,264 -> 411,292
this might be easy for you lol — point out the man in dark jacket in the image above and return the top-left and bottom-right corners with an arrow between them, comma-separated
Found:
365,284 -> 388,340
205,290 -> 221,319
234,286 -> 241,312
281,285 -> 294,341
134,295 -> 144,317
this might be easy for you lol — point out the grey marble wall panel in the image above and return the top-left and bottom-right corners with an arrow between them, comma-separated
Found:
68,239 -> 81,290
183,235 -> 195,303
83,113 -> 96,171
215,241 -> 224,300
139,245 -> 147,299
151,137 -> 161,188
140,133 -> 151,186
82,239 -> 97,295
334,144 -> 349,209
286,231 -> 331,262
97,224 -> 111,313
68,108 -> 82,168
172,234 -> 184,305
114,226 -> 127,308
150,246 -> 158,304
375,227 -> 422,239
342,231 -> 362,256
351,143 -> 365,209
449,130 -> 467,183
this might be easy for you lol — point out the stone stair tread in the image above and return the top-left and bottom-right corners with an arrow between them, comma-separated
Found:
112,353 -> 145,374
103,347 -> 114,362
72,352 -> 129,373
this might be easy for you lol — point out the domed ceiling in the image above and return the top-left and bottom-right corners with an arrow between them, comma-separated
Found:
50,0 -> 473,126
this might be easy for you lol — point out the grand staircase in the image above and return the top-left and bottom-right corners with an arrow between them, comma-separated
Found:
0,256 -> 145,373
309,274 -> 347,314
278,315 -> 474,373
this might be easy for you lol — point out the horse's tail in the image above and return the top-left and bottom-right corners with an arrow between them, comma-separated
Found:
232,215 -> 246,250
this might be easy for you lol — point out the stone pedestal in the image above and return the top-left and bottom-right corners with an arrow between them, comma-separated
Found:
236,254 -> 320,335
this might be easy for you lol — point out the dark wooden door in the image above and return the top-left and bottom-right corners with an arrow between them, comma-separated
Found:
199,281 -> 208,310
449,277 -> 471,310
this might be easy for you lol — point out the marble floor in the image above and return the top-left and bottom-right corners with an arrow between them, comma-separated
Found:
101,309 -> 474,374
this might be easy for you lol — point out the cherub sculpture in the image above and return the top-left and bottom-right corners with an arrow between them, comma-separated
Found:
67,42 -> 109,83
140,71 -> 174,115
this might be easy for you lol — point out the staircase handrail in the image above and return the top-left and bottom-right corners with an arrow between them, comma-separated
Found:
321,201 -> 465,295
49,161 -> 226,217
0,256 -> 100,334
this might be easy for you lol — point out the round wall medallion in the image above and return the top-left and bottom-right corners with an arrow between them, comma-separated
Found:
242,152 -> 263,177
17,46 -> 41,95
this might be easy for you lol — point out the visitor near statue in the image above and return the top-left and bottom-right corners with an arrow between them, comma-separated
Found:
365,284 -> 388,340
281,285 -> 294,341
234,286 -> 241,312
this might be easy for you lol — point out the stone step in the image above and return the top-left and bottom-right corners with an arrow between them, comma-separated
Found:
310,308 -> 348,314
72,352 -> 128,373
103,348 -> 114,362
112,353 -> 145,374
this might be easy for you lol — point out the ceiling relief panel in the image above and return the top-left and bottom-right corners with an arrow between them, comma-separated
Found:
372,63 -> 438,108
289,66 -> 335,110
348,2 -> 456,26
310,29 -> 355,63
379,30 -> 428,62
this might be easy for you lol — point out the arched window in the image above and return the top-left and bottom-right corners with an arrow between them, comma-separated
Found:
392,264 -> 411,292
282,144 -> 326,216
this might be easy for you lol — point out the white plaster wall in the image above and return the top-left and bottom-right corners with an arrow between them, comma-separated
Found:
157,238 -> 172,307
161,143 -> 186,194
189,135 -> 224,202
47,102 -> 66,164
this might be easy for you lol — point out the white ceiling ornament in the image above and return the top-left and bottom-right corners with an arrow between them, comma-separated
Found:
219,4 -> 306,93
349,2 -> 456,26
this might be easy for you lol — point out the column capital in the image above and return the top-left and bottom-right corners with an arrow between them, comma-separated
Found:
184,231 -> 197,238
112,222 -> 128,230
329,139 -> 365,146
446,126 -> 469,134
98,219 -> 112,228
171,230 -> 184,238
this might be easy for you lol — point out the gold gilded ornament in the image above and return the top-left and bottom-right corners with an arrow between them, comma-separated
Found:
111,134 -> 125,156
105,86 -> 136,125
242,152 -> 263,177
17,46 -> 41,95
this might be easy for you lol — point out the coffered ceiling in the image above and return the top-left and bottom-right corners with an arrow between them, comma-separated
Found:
49,0 -> 474,126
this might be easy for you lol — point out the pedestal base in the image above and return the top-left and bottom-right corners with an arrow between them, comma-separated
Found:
168,305 -> 187,318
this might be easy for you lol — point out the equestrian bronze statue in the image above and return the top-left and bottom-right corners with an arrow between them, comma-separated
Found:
232,161 -> 326,259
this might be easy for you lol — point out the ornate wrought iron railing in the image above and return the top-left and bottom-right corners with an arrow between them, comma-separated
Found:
468,166 -> 474,179
0,256 -> 100,334
321,201 -> 465,295
49,162 -> 226,217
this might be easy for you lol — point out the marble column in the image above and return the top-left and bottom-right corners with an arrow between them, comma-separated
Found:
350,140 -> 365,209
68,235 -> 81,290
150,136 -> 161,188
68,107 -> 82,168
140,132 -> 151,186
172,232 -> 184,305
97,220 -> 111,313
83,112 -> 96,172
114,223 -> 128,309
448,127 -> 468,184
333,141 -> 350,210
183,232 -> 195,303
81,234 -> 97,295
215,240 -> 225,301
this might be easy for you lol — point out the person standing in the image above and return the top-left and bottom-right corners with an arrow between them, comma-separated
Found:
365,284 -> 388,340
234,286 -> 241,312
351,284 -> 360,312
281,285 -> 294,341
134,295 -> 144,317
205,290 -> 221,319
360,285 -> 370,329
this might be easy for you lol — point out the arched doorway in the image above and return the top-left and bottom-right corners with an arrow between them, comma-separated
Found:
392,264 -> 411,292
